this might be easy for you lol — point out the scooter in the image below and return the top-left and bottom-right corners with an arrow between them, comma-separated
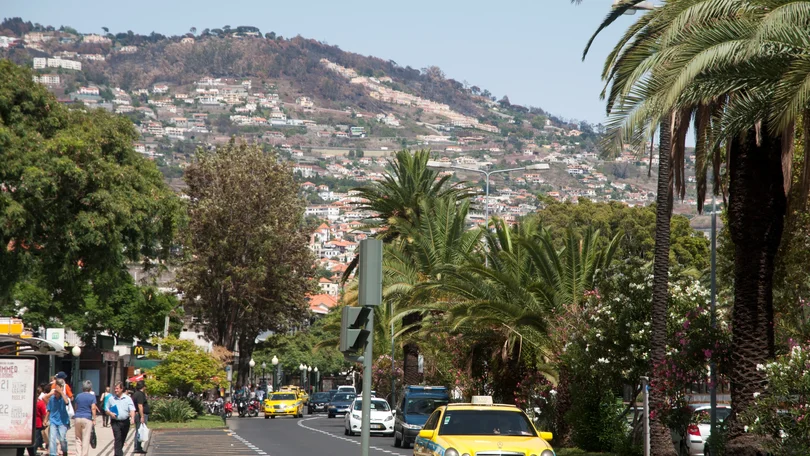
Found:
247,398 -> 261,418
237,398 -> 248,417
223,401 -> 233,419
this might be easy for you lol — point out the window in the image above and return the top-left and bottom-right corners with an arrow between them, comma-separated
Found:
423,410 -> 441,431
272,393 -> 296,401
405,398 -> 449,415
353,400 -> 391,411
438,410 -> 537,437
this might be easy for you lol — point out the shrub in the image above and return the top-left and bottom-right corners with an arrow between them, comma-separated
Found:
184,396 -> 206,417
150,398 -> 197,422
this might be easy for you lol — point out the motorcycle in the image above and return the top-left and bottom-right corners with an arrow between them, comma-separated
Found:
223,401 -> 233,419
237,398 -> 248,417
247,398 -> 261,418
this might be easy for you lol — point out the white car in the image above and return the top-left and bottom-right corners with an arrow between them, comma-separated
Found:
672,404 -> 731,456
344,397 -> 395,436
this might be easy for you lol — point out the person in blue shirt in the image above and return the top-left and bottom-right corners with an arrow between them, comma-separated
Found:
73,380 -> 99,456
43,379 -> 70,456
105,381 -> 136,456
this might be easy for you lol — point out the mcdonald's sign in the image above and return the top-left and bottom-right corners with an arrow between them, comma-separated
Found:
133,345 -> 145,356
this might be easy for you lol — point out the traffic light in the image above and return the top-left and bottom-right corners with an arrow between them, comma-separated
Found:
339,306 -> 371,353
358,239 -> 382,307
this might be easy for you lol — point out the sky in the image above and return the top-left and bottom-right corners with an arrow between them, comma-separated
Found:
4,0 -> 645,125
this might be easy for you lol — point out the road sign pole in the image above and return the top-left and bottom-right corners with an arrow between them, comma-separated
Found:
358,239 -> 382,456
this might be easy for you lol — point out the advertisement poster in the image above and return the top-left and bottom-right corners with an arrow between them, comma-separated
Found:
0,356 -> 36,447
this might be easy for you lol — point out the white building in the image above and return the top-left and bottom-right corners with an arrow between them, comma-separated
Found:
32,74 -> 60,85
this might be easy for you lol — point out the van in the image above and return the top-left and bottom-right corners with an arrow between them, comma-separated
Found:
337,385 -> 356,394
393,385 -> 449,449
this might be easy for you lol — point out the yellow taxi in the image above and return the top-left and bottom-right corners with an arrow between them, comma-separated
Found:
264,392 -> 304,419
413,397 -> 555,456
279,385 -> 309,405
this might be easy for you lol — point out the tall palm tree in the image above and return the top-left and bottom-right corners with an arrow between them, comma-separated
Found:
347,149 -> 475,383
597,1 -> 810,451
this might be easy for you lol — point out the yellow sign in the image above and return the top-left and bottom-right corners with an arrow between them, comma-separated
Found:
133,346 -> 145,356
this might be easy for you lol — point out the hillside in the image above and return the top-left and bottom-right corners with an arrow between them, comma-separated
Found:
2,18 -> 693,208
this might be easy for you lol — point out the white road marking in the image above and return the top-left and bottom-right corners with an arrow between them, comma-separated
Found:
297,416 -> 404,455
230,432 -> 271,456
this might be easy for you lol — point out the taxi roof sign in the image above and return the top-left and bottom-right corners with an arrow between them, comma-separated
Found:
471,395 -> 493,405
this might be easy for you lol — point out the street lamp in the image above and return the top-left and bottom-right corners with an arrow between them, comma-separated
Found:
314,367 -> 319,393
307,366 -> 312,393
261,361 -> 267,388
249,358 -> 256,386
613,0 -> 656,14
71,345 -> 82,394
272,356 -> 279,392
299,364 -> 305,389
427,162 -> 548,227
428,161 -> 548,265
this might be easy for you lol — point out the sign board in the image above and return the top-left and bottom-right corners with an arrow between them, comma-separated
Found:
45,328 -> 65,347
103,351 -> 119,363
132,345 -> 145,356
0,356 -> 36,447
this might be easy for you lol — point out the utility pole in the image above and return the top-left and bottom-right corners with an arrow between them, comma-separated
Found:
340,239 -> 382,456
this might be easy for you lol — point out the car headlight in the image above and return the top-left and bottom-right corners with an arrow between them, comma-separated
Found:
352,413 -> 361,420
385,415 -> 393,422
402,423 -> 422,430
540,451 -> 555,456
445,449 -> 459,456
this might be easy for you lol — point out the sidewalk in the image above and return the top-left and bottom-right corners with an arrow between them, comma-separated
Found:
37,417 -> 144,456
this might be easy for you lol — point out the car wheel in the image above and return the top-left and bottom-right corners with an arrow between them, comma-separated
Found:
344,428 -> 349,435
328,414 -> 334,419
394,432 -> 401,448
271,416 -> 276,419
264,415 -> 269,419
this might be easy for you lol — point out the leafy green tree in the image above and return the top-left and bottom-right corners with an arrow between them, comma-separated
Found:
145,337 -> 228,396
178,141 -> 314,384
0,61 -> 183,340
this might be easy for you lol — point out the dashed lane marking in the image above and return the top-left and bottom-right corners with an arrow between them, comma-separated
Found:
297,416 -> 402,455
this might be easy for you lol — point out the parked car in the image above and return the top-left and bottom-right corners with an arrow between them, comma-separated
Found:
671,404 -> 731,456
344,397 -> 395,436
328,392 -> 357,418
393,385 -> 450,449
308,392 -> 332,414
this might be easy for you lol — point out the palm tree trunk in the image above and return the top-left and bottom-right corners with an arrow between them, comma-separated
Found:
553,365 -> 573,447
402,342 -> 420,385
724,127 -> 785,455
650,116 -> 678,456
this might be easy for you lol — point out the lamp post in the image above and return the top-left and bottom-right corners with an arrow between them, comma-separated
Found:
71,345 -> 82,394
272,356 -> 279,392
428,162 -> 548,265
613,0 -> 657,14
299,363 -> 305,389
249,359 -> 256,387
261,361 -> 267,388
314,367 -> 319,393
307,366 -> 312,393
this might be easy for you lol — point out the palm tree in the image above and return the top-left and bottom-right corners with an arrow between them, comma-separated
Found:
340,196 -> 481,384
419,220 -> 619,445
597,0 -> 810,451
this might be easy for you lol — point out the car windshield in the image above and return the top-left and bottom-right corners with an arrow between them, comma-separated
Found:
272,393 -> 296,401
693,408 -> 731,425
404,397 -> 449,415
312,393 -> 330,401
353,400 -> 391,411
438,410 -> 537,437
333,393 -> 356,402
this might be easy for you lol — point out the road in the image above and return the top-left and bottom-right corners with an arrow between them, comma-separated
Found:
226,411 -> 413,456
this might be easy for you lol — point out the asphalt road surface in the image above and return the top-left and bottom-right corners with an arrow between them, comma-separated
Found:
227,411 -> 413,456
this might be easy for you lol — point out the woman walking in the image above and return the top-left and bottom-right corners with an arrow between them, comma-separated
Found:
99,386 -> 112,427
73,380 -> 99,456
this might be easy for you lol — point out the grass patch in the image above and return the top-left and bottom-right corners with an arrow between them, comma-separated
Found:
556,449 -> 616,456
148,415 -> 226,430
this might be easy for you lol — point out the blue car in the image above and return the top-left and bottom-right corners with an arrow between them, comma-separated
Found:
327,392 -> 356,418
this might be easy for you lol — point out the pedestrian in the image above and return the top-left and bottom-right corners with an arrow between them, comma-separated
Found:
99,386 -> 112,427
43,379 -> 70,456
50,372 -> 73,400
39,383 -> 50,452
17,386 -> 47,456
132,380 -> 150,454
73,380 -> 99,456
105,381 -> 136,456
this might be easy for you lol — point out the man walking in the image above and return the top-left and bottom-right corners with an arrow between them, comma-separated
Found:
73,380 -> 99,456
43,379 -> 70,456
105,381 -> 136,456
132,381 -> 150,454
